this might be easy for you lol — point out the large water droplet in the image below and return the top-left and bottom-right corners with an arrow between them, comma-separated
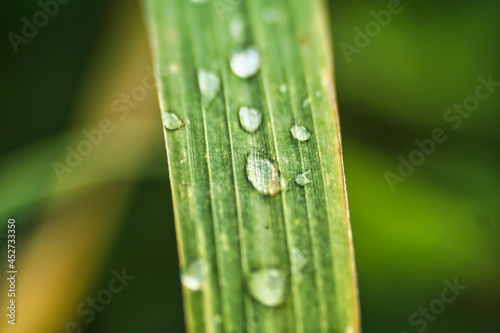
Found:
198,70 -> 220,105
181,259 -> 208,291
230,47 -> 260,79
290,124 -> 311,142
247,268 -> 286,306
246,152 -> 281,196
239,107 -> 262,133
162,110 -> 184,130
295,170 -> 312,186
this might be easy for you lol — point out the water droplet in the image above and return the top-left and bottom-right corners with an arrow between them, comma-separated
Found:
230,47 -> 260,79
189,0 -> 209,3
247,268 -> 286,306
213,315 -> 223,331
280,84 -> 287,94
291,248 -> 308,282
169,63 -> 179,73
263,9 -> 277,23
302,98 -> 311,108
321,70 -> 330,88
181,259 -> 208,291
162,110 -> 184,130
198,70 -> 220,105
295,170 -> 312,186
230,17 -> 245,42
280,176 -> 288,192
246,152 -> 281,196
315,90 -> 322,97
239,107 -> 262,133
290,124 -> 311,142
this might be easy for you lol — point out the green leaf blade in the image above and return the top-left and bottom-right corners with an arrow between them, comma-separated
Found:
142,0 -> 360,332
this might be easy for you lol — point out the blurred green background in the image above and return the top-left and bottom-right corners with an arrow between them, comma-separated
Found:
1,0 -> 499,332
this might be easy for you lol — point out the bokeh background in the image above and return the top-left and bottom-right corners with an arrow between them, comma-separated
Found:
1,0 -> 499,332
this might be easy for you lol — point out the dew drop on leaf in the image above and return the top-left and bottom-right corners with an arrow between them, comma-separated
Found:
181,259 -> 208,291
263,9 -> 277,23
230,17 -> 245,42
246,152 -> 281,196
295,170 -> 312,186
247,268 -> 286,306
230,47 -> 260,78
162,110 -> 184,130
280,84 -> 287,94
198,69 -> 220,105
291,248 -> 308,282
302,97 -> 311,108
168,63 -> 179,73
280,175 -> 288,192
291,124 -> 311,142
239,106 -> 262,133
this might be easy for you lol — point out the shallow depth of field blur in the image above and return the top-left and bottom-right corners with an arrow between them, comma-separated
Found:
1,0 -> 499,332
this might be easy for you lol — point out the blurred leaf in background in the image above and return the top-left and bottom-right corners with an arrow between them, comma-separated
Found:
0,0 -> 499,332
1,0 -> 182,332
331,0 -> 500,332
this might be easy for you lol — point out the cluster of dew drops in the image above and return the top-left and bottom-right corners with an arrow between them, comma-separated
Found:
169,2 -> 318,308
162,46 -> 314,194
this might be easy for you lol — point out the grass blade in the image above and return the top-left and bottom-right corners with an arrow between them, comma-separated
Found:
142,0 -> 360,332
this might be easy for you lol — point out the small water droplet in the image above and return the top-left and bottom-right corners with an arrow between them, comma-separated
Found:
169,63 -> 179,73
280,84 -> 287,94
230,47 -> 260,79
198,70 -> 220,105
263,9 -> 277,23
280,176 -> 288,192
315,90 -> 322,97
295,170 -> 312,186
302,98 -> 311,108
247,268 -> 286,306
181,259 -> 208,291
321,70 -> 329,88
230,17 -> 245,42
214,315 -> 223,330
290,124 -> 311,142
189,0 -> 209,3
239,107 -> 262,133
291,248 -> 308,282
246,152 -> 281,196
162,110 -> 184,130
